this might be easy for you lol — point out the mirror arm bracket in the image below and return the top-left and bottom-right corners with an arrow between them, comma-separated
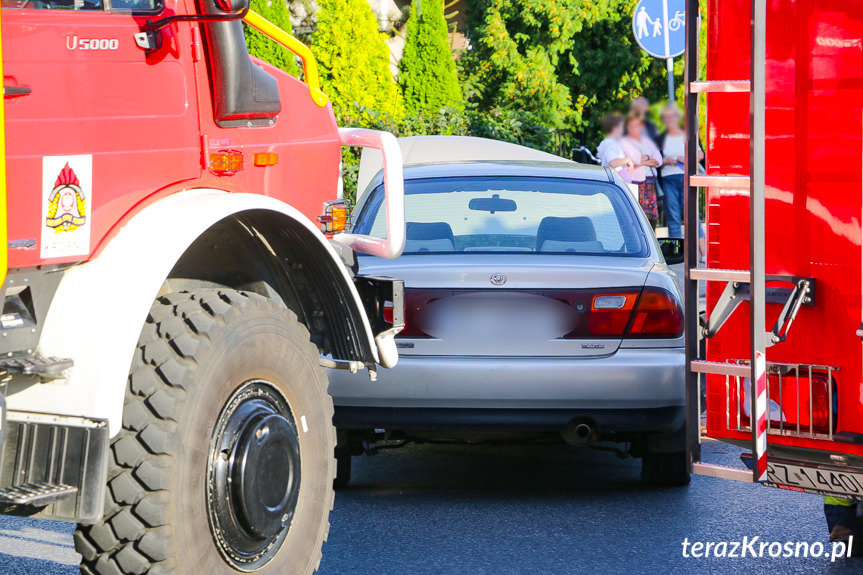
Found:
135,5 -> 250,53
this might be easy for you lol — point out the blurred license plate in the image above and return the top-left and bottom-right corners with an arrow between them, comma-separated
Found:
766,460 -> 863,499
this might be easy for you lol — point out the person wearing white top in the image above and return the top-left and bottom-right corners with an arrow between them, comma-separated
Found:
596,114 -> 634,171
658,105 -> 704,239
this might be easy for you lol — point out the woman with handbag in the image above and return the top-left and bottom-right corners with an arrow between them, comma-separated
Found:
620,110 -> 663,229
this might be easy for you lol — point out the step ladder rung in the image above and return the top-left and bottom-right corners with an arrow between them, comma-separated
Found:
690,360 -> 751,378
0,482 -> 77,506
692,463 -> 754,482
689,268 -> 751,283
690,175 -> 750,189
689,80 -> 751,94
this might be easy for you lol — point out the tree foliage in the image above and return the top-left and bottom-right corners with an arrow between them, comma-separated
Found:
244,0 -> 299,76
311,0 -> 708,194
399,0 -> 463,113
460,0 -> 614,127
559,0 -> 679,144
312,0 -> 403,120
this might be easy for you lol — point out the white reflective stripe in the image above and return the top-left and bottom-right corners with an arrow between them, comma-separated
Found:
754,351 -> 768,481
300,415 -> 309,434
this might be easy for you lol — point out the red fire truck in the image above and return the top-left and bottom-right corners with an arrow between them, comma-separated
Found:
684,0 -> 863,504
0,3 -> 405,575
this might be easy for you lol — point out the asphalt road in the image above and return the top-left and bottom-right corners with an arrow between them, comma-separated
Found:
0,439 -> 859,575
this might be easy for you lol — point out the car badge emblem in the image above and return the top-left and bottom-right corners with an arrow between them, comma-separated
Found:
490,273 -> 507,286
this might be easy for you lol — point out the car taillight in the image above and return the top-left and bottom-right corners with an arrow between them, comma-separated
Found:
589,292 -> 639,335
626,287 -> 684,338
396,290 -> 437,338
585,287 -> 682,338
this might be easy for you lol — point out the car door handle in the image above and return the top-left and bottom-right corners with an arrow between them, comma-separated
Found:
4,85 -> 31,99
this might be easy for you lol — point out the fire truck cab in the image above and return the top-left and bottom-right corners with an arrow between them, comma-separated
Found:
0,2 -> 405,574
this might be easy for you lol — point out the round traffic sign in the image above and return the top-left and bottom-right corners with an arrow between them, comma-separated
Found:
632,0 -> 686,59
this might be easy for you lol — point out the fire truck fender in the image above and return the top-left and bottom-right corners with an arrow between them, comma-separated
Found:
28,189 -> 387,436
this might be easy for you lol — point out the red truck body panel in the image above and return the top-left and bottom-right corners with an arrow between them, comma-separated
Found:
704,0 -> 863,455
2,0 -> 341,268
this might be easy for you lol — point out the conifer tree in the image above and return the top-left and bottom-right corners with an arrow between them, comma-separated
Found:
312,0 -> 403,119
399,0 -> 463,113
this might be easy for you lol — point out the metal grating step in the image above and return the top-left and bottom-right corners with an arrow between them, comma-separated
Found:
690,80 -> 751,93
0,355 -> 73,379
689,175 -> 750,189
690,360 -> 751,378
689,268 -> 751,283
692,463 -> 754,482
0,482 -> 77,506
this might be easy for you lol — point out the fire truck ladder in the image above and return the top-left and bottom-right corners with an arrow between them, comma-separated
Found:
682,0 -> 813,483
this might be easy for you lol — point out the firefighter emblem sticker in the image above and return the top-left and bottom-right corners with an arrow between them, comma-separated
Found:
41,155 -> 92,258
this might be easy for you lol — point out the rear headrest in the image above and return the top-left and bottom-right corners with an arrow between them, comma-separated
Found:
536,217 -> 597,250
406,222 -> 455,241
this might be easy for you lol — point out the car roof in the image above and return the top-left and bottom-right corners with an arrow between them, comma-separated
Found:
356,135 -> 608,195
358,160 -> 614,203
400,160 -> 613,183
397,135 -> 569,164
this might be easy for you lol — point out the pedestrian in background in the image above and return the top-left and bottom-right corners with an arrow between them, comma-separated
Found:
658,105 -> 689,238
620,111 -> 663,228
657,105 -> 707,259
597,114 -> 635,171
629,96 -> 661,146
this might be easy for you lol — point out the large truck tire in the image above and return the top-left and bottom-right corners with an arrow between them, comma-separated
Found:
74,289 -> 336,575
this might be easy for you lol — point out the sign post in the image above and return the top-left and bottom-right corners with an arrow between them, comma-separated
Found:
632,0 -> 686,102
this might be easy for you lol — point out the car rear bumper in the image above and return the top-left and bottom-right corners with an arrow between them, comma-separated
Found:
333,405 -> 684,435
329,347 -> 685,432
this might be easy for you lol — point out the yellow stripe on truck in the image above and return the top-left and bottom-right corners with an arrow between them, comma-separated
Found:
0,9 -> 8,288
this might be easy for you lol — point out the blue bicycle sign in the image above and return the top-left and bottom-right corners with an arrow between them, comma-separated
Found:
632,0 -> 686,59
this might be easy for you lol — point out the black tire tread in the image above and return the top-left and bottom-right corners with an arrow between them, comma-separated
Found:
75,289 -> 335,575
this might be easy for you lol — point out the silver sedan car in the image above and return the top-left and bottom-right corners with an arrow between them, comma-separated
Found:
329,138 -> 686,487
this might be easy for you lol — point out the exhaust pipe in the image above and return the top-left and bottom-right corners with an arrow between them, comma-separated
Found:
575,423 -> 593,440
562,418 -> 597,446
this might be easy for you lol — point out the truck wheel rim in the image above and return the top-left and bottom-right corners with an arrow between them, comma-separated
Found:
207,380 -> 301,571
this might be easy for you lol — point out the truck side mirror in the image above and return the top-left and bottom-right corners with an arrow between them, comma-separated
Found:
658,237 -> 685,265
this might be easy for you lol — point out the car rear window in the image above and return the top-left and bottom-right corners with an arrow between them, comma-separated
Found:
353,175 -> 649,256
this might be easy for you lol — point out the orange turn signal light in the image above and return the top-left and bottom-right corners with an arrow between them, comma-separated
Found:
209,150 -> 244,175
319,200 -> 351,234
254,152 -> 279,167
